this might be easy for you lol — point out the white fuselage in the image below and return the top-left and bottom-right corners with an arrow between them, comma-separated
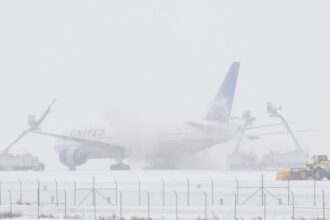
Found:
54,121 -> 240,168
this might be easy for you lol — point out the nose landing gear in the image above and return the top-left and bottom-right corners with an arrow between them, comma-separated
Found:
110,159 -> 131,170
68,166 -> 76,171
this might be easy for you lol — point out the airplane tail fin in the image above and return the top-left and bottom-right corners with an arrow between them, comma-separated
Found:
204,62 -> 240,123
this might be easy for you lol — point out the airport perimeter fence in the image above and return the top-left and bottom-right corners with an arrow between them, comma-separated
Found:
0,175 -> 328,220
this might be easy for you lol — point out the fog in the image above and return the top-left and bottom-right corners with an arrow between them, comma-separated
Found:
0,0 -> 329,170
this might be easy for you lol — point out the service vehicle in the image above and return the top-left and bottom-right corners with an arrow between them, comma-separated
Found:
276,155 -> 330,180
0,153 -> 44,171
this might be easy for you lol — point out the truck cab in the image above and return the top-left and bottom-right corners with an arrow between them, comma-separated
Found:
311,155 -> 328,165
306,155 -> 330,180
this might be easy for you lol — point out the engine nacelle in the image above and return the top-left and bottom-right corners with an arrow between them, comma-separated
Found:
58,146 -> 88,168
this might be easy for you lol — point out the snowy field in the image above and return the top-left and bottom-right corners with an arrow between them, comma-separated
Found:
0,170 -> 328,220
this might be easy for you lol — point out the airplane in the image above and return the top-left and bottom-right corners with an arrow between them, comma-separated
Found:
24,62 -> 244,170
19,62 -> 277,170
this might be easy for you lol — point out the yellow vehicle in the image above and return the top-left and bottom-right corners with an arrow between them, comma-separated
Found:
276,155 -> 330,180
306,155 -> 330,180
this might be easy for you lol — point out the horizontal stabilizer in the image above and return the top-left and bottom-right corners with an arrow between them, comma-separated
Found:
185,122 -> 218,133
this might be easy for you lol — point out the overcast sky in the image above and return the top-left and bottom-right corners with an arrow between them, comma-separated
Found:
0,0 -> 329,170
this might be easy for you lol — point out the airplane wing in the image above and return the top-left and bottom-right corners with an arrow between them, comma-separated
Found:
30,130 -> 125,157
185,122 -> 218,133
185,121 -> 293,134
24,99 -> 127,159
31,130 -> 125,152
245,122 -> 294,130
246,129 -> 317,140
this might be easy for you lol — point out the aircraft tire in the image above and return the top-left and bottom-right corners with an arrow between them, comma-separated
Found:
110,163 -> 131,170
313,168 -> 324,180
68,166 -> 77,171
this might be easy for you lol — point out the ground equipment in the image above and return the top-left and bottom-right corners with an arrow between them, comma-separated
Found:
276,155 -> 330,180
0,153 -> 44,171
0,99 -> 55,171
228,103 -> 310,170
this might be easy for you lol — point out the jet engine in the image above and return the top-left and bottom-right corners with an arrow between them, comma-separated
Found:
58,146 -> 88,170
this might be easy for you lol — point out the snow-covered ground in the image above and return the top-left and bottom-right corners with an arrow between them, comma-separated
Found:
0,170 -> 328,220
